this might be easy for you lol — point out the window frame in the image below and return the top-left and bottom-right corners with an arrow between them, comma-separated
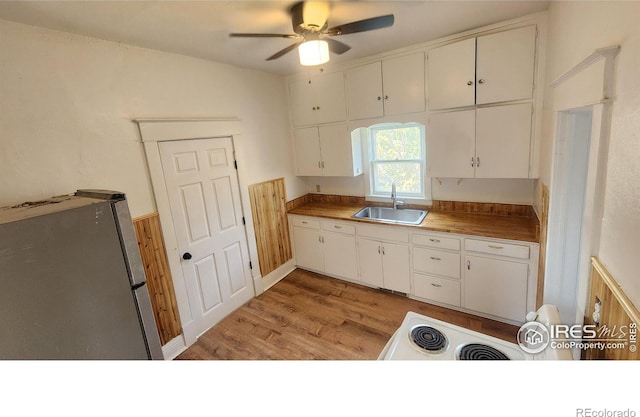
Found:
364,122 -> 430,203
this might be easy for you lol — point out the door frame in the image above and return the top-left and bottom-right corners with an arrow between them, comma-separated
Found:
546,106 -> 597,326
544,46 -> 619,328
135,118 -> 255,358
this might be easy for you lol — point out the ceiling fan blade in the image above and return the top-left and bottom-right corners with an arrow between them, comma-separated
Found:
325,38 -> 351,55
326,14 -> 394,36
266,42 -> 302,61
229,33 -> 299,39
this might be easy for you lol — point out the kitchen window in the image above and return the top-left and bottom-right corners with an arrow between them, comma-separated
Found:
366,122 -> 429,202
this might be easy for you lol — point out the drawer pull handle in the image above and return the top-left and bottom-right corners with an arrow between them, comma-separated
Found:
429,238 -> 441,243
334,225 -> 342,229
431,283 -> 442,288
302,221 -> 308,224
488,245 -> 504,250
430,256 -> 442,261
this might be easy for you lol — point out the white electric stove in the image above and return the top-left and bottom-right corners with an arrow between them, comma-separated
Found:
378,304 -> 573,360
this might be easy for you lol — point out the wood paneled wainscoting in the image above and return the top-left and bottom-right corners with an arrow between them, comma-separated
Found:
248,178 -> 292,276
133,212 -> 182,346
583,257 -> 639,360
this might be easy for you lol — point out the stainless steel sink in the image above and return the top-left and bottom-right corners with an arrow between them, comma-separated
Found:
352,206 -> 427,225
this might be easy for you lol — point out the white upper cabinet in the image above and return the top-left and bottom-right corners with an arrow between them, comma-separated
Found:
428,109 -> 476,178
476,25 -> 537,105
293,123 -> 363,177
289,71 -> 347,127
428,103 -> 532,178
345,52 -> 425,120
475,103 -> 532,178
427,38 -> 476,110
427,25 -> 537,110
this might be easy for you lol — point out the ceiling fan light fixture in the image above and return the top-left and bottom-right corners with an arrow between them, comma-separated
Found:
298,39 -> 330,66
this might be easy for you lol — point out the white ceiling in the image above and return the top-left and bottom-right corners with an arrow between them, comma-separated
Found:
0,1 -> 550,75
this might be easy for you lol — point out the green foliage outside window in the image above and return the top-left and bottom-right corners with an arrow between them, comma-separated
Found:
370,124 -> 425,197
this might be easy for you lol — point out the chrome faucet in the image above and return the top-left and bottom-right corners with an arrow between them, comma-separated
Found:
391,181 -> 404,209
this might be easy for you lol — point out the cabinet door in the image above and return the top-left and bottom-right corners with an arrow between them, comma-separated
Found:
358,238 -> 384,288
476,25 -> 536,105
289,78 -> 317,127
314,71 -> 347,124
381,242 -> 410,293
428,109 -> 475,178
345,62 -> 384,120
292,227 -> 324,271
382,52 -> 426,116
319,124 -> 355,176
464,255 -> 528,322
475,103 -> 532,178
323,232 -> 358,281
427,38 -> 476,110
293,127 -> 323,176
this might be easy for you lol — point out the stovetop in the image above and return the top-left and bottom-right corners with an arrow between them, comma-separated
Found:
379,312 -> 530,360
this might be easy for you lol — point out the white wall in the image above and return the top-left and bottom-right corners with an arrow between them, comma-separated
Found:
539,2 -> 640,309
0,18 -> 306,218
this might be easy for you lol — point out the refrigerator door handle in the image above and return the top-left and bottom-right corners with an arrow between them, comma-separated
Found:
131,281 -> 146,290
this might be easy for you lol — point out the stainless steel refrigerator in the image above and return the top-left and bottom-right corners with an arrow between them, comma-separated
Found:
0,190 -> 163,359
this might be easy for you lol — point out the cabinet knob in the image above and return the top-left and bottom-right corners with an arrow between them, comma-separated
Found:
467,81 -> 473,86
471,157 -> 475,167
478,79 -> 485,84
377,96 -> 382,100
384,95 -> 389,100
182,252 -> 192,260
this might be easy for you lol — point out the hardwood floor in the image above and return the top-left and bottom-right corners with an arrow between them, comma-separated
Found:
176,268 -> 519,360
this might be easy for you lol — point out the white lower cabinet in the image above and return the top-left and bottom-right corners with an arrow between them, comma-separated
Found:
289,214 -> 538,325
358,238 -> 410,293
464,255 -> 529,322
322,232 -> 358,281
292,226 -> 324,272
290,216 -> 358,281
413,273 -> 461,307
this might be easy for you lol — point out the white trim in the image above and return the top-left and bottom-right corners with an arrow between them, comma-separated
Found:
134,118 -> 242,143
161,335 -> 188,361
253,259 -> 297,295
550,46 -> 621,88
135,118 -> 256,349
545,45 -> 619,326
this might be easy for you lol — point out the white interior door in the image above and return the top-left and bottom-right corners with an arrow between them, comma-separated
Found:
159,137 -> 254,340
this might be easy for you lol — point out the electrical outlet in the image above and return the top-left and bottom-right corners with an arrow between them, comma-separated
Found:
316,184 -> 321,192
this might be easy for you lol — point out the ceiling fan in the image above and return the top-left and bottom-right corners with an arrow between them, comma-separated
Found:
229,1 -> 394,65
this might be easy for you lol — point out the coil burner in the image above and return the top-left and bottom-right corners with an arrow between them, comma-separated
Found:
410,325 -> 448,353
456,343 -> 510,360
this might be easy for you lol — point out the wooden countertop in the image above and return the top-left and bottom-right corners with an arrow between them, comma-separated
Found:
287,202 -> 540,243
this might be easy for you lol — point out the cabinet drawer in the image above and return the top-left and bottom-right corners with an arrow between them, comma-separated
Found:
464,238 -> 530,259
322,221 -> 355,235
290,217 -> 320,230
412,233 -> 460,251
357,224 -> 409,243
413,247 -> 460,278
413,274 -> 461,307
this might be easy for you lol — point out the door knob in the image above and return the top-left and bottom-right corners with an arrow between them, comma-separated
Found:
182,252 -> 192,260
